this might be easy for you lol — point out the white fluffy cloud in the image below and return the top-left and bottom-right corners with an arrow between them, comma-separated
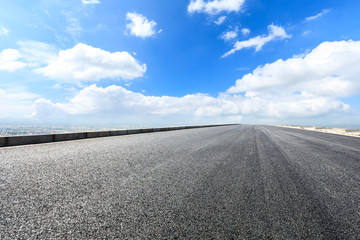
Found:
30,40 -> 360,125
222,24 -> 291,57
82,0 -> 100,4
227,40 -> 360,97
0,41 -> 57,72
0,42 -> 145,83
0,49 -> 27,71
31,84 -> 348,125
305,9 -> 330,22
36,43 -> 146,82
125,12 -> 159,38
221,30 -> 238,41
31,84 -> 245,122
188,0 -> 245,15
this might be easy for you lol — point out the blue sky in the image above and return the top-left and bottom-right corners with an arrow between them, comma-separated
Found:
1,0 -> 360,128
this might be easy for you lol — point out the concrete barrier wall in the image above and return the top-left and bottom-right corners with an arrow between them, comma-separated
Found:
0,137 -> 5,147
87,131 -> 111,138
6,134 -> 55,147
0,124 -> 237,148
128,129 -> 142,134
141,128 -> 153,133
110,130 -> 128,136
54,133 -> 87,142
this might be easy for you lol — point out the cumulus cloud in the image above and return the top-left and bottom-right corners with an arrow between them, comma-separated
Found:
188,0 -> 245,15
305,9 -> 330,22
0,42 -> 145,84
125,12 -> 160,38
0,49 -> 27,71
36,43 -> 146,83
214,16 -> 226,25
29,40 -> 360,125
0,41 -> 60,73
222,24 -> 291,57
221,30 -> 238,41
227,40 -> 360,97
32,85 -> 207,116
1,40 -> 356,125
31,84 -> 349,125
32,84 -> 250,122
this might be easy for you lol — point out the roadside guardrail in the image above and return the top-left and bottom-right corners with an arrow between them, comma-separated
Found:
0,124 -> 236,147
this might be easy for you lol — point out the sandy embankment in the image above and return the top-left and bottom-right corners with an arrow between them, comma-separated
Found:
277,125 -> 360,138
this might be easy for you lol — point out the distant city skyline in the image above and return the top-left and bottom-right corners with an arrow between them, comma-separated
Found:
0,0 -> 360,127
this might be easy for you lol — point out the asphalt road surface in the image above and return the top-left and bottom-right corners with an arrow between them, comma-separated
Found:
1,125 -> 359,239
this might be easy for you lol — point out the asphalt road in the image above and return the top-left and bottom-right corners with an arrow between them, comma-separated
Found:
1,125 -> 359,239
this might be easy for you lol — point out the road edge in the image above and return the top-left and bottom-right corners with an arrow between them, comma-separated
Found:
0,124 -> 237,148
276,125 -> 360,138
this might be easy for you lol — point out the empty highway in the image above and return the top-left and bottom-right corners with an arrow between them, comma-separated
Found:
1,125 -> 359,239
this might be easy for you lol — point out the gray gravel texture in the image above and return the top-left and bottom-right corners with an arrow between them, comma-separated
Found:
1,125 -> 359,239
